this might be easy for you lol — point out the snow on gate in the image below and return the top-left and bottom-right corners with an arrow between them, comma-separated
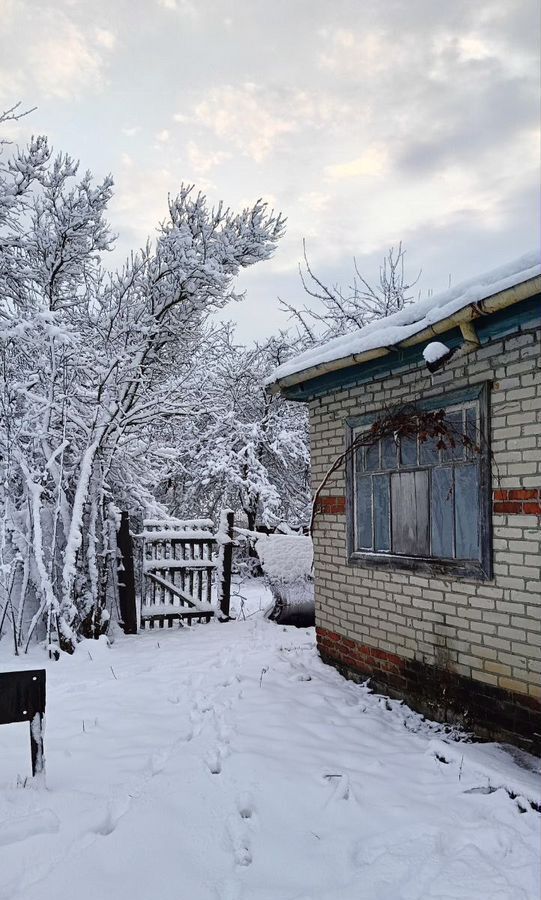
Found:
136,516 -> 233,629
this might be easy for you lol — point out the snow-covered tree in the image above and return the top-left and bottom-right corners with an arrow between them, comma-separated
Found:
156,326 -> 311,531
0,111 -> 284,652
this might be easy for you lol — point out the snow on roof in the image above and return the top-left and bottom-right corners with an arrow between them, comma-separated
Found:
269,251 -> 541,386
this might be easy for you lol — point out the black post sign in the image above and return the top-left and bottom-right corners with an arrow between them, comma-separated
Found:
117,511 -> 138,634
219,511 -> 235,619
0,669 -> 46,777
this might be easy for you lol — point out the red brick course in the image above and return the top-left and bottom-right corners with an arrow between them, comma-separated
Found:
315,495 -> 346,515
316,490 -> 541,516
493,488 -> 541,515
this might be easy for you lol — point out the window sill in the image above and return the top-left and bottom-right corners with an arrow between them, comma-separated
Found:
347,550 -> 492,581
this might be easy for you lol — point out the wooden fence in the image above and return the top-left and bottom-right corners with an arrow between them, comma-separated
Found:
116,514 -> 233,631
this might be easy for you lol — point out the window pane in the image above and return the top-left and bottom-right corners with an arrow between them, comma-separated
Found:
400,435 -> 417,467
373,474 -> 390,550
465,406 -> 478,459
355,445 -> 364,476
455,464 -> 480,559
391,470 -> 429,556
356,475 -> 373,549
442,410 -> 464,461
431,467 -> 454,558
365,441 -> 380,471
419,434 -> 439,465
382,435 -> 398,469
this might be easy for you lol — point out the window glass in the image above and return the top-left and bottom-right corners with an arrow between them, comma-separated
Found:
373,474 -> 390,551
400,435 -> 417,467
365,441 -> 379,471
381,435 -> 398,469
442,410 -> 464,461
419,434 -> 439,465
356,475 -> 372,549
465,406 -> 477,458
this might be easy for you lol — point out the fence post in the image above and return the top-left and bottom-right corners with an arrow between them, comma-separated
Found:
219,511 -> 234,619
117,511 -> 138,634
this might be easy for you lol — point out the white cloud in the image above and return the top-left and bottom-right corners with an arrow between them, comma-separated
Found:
186,141 -> 231,175
156,129 -> 171,143
156,0 -> 198,16
298,191 -> 330,213
192,83 -> 295,162
189,83 -> 351,162
28,20 -> 106,99
318,28 -> 387,75
0,5 -> 115,101
94,27 -> 116,50
325,147 -> 389,180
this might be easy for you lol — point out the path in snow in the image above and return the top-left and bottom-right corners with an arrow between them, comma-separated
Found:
0,597 -> 539,900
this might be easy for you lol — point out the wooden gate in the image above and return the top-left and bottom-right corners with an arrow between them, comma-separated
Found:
138,517 -> 232,629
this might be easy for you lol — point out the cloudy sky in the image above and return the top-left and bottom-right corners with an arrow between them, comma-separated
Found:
1,0 -> 539,340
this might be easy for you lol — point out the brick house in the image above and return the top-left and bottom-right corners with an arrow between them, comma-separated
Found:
270,252 -> 541,754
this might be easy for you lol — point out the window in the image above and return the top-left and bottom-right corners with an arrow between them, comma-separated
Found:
347,385 -> 492,579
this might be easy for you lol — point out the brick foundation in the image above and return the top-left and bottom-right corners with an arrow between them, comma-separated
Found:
317,626 -> 541,755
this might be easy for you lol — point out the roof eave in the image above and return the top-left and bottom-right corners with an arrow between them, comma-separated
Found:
269,274 -> 541,395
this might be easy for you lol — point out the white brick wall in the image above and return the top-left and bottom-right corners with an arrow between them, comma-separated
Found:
309,327 -> 541,700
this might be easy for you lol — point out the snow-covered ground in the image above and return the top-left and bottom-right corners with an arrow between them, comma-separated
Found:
1,582 -> 539,900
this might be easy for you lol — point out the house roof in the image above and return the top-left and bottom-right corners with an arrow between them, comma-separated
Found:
268,251 -> 541,393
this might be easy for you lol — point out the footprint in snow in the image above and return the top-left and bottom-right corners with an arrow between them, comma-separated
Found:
94,797 -> 130,836
226,813 -> 252,867
147,749 -> 168,777
213,710 -> 232,745
189,695 -> 213,735
237,791 -> 254,820
194,695 -> 213,714
205,748 -> 223,775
